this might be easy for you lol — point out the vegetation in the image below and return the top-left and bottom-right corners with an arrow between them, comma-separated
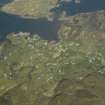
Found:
0,31 -> 105,104
0,0 -> 105,105
1,0 -> 58,18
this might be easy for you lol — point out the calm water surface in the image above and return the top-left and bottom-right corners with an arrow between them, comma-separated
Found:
0,0 -> 105,40
52,0 -> 105,15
